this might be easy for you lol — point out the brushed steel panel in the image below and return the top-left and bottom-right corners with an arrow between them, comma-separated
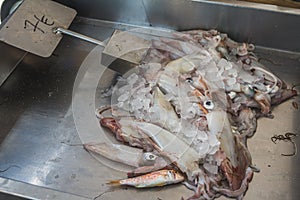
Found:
143,0 -> 300,52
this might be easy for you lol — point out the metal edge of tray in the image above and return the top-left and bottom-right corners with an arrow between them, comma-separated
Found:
55,0 -> 300,52
0,177 -> 90,200
192,0 -> 300,14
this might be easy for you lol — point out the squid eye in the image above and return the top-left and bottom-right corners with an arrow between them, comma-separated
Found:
185,78 -> 193,83
143,152 -> 157,161
203,100 -> 214,110
242,84 -> 255,97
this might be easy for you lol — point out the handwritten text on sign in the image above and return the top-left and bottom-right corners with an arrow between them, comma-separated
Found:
24,15 -> 55,34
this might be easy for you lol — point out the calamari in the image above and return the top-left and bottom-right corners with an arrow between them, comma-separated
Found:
88,29 -> 297,200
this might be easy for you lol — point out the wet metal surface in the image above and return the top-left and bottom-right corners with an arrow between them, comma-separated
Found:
0,42 -> 26,86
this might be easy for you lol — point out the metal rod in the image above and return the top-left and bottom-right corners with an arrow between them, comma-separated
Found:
53,27 -> 106,47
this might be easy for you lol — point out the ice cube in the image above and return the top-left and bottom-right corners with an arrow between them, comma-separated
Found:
195,142 -> 209,157
131,98 -> 144,110
225,77 -> 236,86
229,68 -> 238,77
127,73 -> 139,85
117,101 -> 124,108
118,85 -> 131,94
117,92 -> 130,102
217,58 -> 231,70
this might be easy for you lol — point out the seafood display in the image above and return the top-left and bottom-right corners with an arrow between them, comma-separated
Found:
87,29 -> 297,199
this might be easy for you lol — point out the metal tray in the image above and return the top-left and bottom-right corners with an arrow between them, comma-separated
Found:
0,1 -> 299,199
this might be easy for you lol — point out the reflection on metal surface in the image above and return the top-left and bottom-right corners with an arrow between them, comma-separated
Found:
0,19 -> 112,199
0,0 -> 23,23
0,0 -> 4,23
192,0 -> 300,11
55,0 -> 150,27
53,0 -> 300,52
8,0 -> 22,15
0,42 -> 26,86
0,177 -> 90,200
143,0 -> 300,52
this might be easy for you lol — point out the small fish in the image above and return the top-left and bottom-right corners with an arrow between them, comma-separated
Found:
107,169 -> 184,188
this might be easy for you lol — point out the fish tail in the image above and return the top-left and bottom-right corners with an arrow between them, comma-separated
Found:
107,180 -> 122,186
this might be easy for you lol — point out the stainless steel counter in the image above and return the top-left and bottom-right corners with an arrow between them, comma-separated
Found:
0,0 -> 300,199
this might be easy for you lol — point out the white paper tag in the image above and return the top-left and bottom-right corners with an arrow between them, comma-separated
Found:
0,0 -> 77,57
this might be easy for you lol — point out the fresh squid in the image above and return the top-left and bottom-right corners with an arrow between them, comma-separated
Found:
84,142 -> 169,176
88,29 -> 297,200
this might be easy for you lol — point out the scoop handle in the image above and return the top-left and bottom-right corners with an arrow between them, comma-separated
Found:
54,27 -> 106,47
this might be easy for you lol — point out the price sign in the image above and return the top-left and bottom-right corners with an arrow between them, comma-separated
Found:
0,0 -> 77,57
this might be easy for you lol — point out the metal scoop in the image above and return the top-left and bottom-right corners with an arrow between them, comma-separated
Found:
54,28 -> 151,75
53,27 -> 106,47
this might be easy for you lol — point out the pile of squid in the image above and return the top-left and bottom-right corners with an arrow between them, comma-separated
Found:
86,29 -> 297,199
